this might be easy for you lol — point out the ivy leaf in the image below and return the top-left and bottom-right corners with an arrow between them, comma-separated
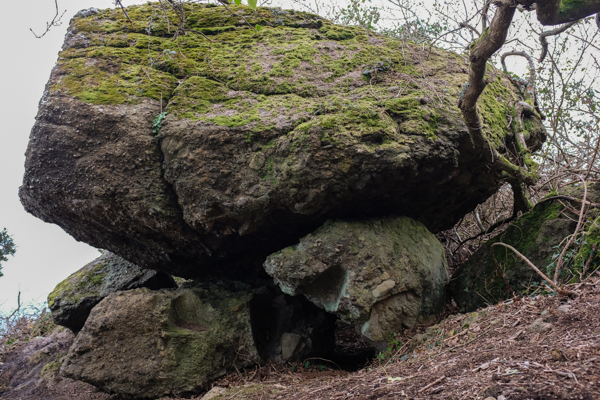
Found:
255,24 -> 262,31
248,0 -> 257,10
234,0 -> 241,4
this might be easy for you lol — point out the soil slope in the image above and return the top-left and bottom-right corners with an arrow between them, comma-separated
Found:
2,276 -> 598,400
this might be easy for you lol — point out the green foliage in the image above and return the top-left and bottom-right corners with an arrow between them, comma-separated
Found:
152,111 -> 168,136
339,0 -> 381,31
376,332 -> 403,361
545,215 -> 600,284
0,228 -> 16,278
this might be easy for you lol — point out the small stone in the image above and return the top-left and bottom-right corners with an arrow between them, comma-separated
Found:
528,318 -> 552,333
249,153 -> 265,170
372,279 -> 395,299
541,310 -> 548,316
201,387 -> 227,400
550,348 -> 568,362
498,396 -> 507,400
558,304 -> 571,313
412,333 -> 428,345
281,333 -> 302,361
484,397 -> 496,400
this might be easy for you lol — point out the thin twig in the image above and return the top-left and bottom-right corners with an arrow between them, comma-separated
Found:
491,243 -> 577,297
538,21 -> 578,63
115,0 -> 135,27
418,375 -> 446,393
554,176 -> 588,283
30,0 -> 66,38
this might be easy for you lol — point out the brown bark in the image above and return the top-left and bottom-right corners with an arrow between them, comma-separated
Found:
459,1 -> 516,152
458,0 -> 536,186
535,0 -> 600,25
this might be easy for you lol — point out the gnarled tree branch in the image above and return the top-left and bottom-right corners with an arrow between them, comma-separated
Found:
538,21 -> 578,62
458,0 -> 516,159
534,0 -> 600,25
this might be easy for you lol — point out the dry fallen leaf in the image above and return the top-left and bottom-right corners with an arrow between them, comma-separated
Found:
550,349 -> 568,362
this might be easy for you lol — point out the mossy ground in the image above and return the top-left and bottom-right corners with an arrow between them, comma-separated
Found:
52,2 -> 529,150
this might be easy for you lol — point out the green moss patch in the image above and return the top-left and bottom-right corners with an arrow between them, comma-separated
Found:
52,2 -> 532,156
48,261 -> 107,308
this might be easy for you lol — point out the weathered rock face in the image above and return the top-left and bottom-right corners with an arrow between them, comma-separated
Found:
61,284 -> 260,399
0,328 -> 110,400
450,183 -> 600,312
19,4 -> 545,278
48,251 -> 176,332
264,217 -> 448,343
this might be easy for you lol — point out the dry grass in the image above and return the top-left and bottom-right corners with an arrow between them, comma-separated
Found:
0,302 -> 55,363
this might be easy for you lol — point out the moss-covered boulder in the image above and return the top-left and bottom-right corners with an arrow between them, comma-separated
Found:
48,252 -> 176,333
264,217 -> 448,343
20,3 -> 545,278
61,283 -> 260,399
450,183 -> 600,312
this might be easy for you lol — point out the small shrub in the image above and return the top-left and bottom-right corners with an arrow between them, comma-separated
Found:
0,300 -> 51,362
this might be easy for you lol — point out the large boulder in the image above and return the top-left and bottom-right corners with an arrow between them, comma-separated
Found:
450,183 -> 600,312
48,251 -> 177,332
19,3 -> 545,279
264,217 -> 449,343
61,283 -> 260,399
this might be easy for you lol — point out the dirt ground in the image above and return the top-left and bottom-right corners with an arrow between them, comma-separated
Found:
2,275 -> 599,400
182,274 -> 600,400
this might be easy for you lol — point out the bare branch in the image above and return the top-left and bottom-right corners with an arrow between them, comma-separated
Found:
554,176 -> 588,283
538,21 -> 578,63
458,0 -> 539,192
585,135 -> 600,181
459,21 -> 481,37
535,0 -> 600,26
500,50 -> 536,105
491,243 -> 577,297
115,0 -> 135,26
219,2 -> 260,33
514,100 -> 535,130
481,0 -> 491,31
29,0 -> 66,38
